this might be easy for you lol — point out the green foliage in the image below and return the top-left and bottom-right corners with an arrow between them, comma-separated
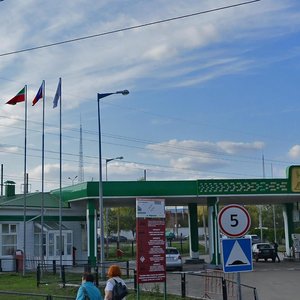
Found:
108,207 -> 136,237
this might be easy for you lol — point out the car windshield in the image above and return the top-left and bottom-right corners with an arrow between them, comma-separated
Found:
166,248 -> 179,255
257,244 -> 272,249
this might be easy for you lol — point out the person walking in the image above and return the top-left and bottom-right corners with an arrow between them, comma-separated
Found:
104,264 -> 128,300
76,272 -> 103,300
273,241 -> 281,262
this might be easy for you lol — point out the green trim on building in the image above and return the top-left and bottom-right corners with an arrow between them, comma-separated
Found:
198,179 -> 289,195
51,181 -> 199,203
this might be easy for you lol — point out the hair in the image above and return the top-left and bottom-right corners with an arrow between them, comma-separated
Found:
82,272 -> 94,282
107,264 -> 122,278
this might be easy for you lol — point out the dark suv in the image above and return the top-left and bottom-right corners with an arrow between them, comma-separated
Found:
252,243 -> 276,262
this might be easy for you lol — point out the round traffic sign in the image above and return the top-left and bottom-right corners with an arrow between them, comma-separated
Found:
218,204 -> 251,237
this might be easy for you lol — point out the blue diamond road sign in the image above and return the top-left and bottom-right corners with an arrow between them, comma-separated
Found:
222,238 -> 253,273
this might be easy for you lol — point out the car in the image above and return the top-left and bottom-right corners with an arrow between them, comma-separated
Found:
245,234 -> 260,244
118,235 -> 128,242
166,247 -> 183,271
104,235 -> 128,243
166,231 -> 176,241
252,243 -> 276,262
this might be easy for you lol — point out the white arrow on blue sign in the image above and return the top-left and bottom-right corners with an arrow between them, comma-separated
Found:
222,238 -> 253,273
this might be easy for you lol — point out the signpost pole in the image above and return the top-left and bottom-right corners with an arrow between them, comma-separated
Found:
237,272 -> 242,300
164,281 -> 167,300
218,204 -> 252,300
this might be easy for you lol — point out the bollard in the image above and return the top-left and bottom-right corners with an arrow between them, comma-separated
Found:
62,266 -> 66,288
131,241 -> 134,257
53,260 -> 56,275
95,267 -> 99,287
222,278 -> 228,300
181,272 -> 186,298
37,264 -> 41,287
126,261 -> 129,278
0,259 -> 2,272
46,295 -> 53,300
254,287 -> 259,300
15,257 -> 18,273
134,270 -> 137,292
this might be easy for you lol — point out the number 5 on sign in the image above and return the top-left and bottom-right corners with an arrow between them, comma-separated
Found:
218,204 -> 251,238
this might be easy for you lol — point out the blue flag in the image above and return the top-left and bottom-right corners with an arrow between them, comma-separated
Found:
32,82 -> 44,106
53,78 -> 61,108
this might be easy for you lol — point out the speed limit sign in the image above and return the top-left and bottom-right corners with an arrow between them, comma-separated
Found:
218,204 -> 251,238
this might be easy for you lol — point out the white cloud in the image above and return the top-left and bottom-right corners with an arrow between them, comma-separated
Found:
0,0 -> 299,190
145,139 -> 264,170
217,141 -> 265,154
288,145 -> 300,159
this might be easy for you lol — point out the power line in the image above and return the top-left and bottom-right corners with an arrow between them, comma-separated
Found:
0,112 -> 294,168
0,1 -> 260,58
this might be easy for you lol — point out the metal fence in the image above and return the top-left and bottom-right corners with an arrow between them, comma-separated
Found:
0,290 -> 74,299
137,269 -> 258,300
0,260 -> 258,300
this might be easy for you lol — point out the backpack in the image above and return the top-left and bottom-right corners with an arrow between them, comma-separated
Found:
112,279 -> 128,300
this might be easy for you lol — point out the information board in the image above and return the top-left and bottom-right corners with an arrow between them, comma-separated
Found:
136,198 -> 166,284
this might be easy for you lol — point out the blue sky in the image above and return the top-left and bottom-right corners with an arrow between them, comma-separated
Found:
0,0 -> 300,192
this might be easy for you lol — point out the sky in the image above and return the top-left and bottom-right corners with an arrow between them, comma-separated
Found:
0,0 -> 300,193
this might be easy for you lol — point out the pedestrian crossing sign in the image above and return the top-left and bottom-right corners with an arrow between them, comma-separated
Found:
222,238 -> 253,273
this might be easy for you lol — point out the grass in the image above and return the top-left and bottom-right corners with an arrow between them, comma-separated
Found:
0,241 -> 203,299
0,272 -> 186,300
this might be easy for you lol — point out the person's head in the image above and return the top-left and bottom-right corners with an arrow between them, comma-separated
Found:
107,264 -> 122,278
82,272 -> 94,282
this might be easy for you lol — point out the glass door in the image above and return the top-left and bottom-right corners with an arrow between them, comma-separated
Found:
48,231 -> 73,265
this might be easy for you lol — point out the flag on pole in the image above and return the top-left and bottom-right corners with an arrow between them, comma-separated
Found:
32,82 -> 44,106
53,78 -> 61,108
6,87 -> 26,105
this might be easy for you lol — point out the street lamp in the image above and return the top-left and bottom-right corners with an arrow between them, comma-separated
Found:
68,175 -> 78,185
97,90 -> 129,278
105,156 -> 124,181
105,156 -> 124,257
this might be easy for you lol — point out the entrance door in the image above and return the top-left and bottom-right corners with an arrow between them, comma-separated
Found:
48,231 -> 73,265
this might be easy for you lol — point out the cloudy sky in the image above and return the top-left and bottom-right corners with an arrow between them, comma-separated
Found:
0,0 -> 300,193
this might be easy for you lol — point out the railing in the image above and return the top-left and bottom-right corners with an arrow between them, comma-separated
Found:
0,259 -> 259,300
165,270 -> 258,300
36,260 -> 134,288
0,290 -> 74,299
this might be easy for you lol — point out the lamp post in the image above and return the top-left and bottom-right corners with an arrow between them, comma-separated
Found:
105,156 -> 124,257
97,90 -> 129,278
68,175 -> 78,185
105,157 -> 124,181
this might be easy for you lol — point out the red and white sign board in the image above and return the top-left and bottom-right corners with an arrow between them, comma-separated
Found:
136,198 -> 166,284
218,204 -> 251,238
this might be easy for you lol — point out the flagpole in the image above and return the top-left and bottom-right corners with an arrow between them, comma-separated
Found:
58,78 -> 63,275
23,85 -> 28,276
41,80 -> 45,269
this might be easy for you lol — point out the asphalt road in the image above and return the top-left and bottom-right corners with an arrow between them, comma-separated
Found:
129,254 -> 300,300
180,254 -> 300,300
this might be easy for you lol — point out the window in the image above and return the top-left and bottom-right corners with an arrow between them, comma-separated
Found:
1,224 -> 17,256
